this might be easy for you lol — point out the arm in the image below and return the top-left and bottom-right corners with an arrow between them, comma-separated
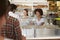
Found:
39,18 -> 45,26
40,22 -> 44,26
13,19 -> 26,40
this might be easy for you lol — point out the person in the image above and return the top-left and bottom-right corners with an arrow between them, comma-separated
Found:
0,0 -> 26,40
8,4 -> 19,19
20,9 -> 30,26
22,9 -> 29,18
31,9 -> 45,26
0,0 -> 10,40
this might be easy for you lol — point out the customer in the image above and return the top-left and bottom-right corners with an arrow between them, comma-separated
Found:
9,4 -> 19,19
0,0 -> 10,40
6,4 -> 26,40
31,9 -> 45,26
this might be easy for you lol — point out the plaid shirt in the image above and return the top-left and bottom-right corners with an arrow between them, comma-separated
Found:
0,16 -> 22,40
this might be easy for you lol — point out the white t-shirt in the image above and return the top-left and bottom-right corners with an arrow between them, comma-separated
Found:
8,11 -> 21,26
32,18 -> 45,26
20,16 -> 31,26
8,11 -> 19,19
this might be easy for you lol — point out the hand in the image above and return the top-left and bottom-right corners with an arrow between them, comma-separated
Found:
29,21 -> 34,25
22,36 -> 26,40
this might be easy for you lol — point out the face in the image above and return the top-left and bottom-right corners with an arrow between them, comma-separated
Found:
13,9 -> 16,13
36,11 -> 41,17
23,10 -> 28,16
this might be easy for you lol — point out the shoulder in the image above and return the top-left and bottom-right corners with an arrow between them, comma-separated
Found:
8,11 -> 13,15
7,16 -> 19,26
7,16 -> 18,21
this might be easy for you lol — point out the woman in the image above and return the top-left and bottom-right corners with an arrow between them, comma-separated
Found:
20,9 -> 30,26
22,9 -> 29,18
0,0 -> 10,40
31,9 -> 45,26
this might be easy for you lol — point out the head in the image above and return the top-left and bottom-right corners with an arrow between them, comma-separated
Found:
23,9 -> 28,16
0,0 -> 10,27
10,4 -> 17,13
34,9 -> 43,18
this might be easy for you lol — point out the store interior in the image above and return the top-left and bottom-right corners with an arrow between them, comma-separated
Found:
8,0 -> 60,40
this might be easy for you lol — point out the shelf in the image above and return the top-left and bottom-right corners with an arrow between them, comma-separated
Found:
12,0 -> 47,2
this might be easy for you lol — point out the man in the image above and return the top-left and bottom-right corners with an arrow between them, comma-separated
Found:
4,4 -> 23,40
8,4 -> 20,26
0,0 -> 26,40
9,4 -> 19,19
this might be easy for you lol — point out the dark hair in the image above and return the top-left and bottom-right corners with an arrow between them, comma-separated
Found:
34,9 -> 43,15
0,0 -> 9,17
10,4 -> 17,11
8,1 -> 10,6
24,9 -> 28,16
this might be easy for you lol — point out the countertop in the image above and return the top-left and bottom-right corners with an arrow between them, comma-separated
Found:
26,36 -> 60,39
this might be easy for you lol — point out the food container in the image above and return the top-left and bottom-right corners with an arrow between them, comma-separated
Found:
35,25 -> 56,37
21,25 -> 35,38
22,28 -> 34,38
35,28 -> 55,37
55,29 -> 60,35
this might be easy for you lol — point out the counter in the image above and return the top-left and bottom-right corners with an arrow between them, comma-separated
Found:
21,25 -> 60,40
26,36 -> 60,40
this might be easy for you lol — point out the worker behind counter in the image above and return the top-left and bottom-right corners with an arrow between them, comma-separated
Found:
30,9 -> 45,26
